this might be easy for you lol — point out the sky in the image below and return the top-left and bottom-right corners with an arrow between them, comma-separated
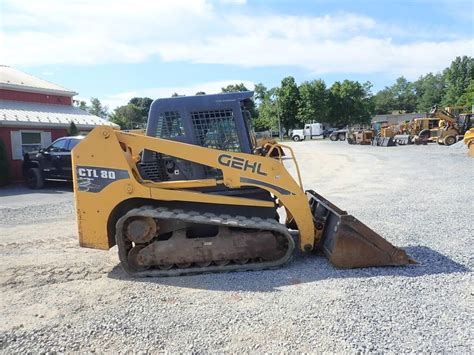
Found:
1,0 -> 473,110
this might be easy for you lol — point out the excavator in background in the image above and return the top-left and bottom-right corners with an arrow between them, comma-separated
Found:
72,92 -> 413,277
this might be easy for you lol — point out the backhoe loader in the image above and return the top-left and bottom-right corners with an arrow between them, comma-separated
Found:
413,106 -> 472,146
72,92 -> 413,277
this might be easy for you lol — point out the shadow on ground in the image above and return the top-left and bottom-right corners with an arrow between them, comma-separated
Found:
107,245 -> 470,292
0,182 -> 72,196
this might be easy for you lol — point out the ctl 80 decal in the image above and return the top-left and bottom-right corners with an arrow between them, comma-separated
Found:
217,154 -> 267,176
76,166 -> 129,193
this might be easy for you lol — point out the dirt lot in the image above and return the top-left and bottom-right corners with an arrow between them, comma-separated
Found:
0,141 -> 472,353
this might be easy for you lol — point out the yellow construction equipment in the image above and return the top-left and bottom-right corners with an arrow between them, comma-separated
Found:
464,129 -> 474,157
347,127 -> 374,145
413,106 -> 472,146
432,106 -> 463,146
372,121 -> 398,146
380,125 -> 397,138
72,92 -> 414,276
411,117 -> 441,144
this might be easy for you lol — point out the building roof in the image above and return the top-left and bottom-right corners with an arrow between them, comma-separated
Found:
0,100 -> 118,129
0,65 -> 77,96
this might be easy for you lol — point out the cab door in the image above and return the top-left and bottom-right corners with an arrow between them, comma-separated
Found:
45,138 -> 70,179
62,139 -> 81,180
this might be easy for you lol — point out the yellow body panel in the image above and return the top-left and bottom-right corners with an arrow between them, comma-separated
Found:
380,127 -> 395,138
73,126 -> 316,251
464,129 -> 474,157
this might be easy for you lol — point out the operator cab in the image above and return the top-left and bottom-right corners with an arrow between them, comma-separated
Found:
140,92 -> 257,182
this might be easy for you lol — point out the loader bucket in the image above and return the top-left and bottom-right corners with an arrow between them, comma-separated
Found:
307,190 -> 415,268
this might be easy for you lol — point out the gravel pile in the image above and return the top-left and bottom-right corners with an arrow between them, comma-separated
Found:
1,141 -> 472,353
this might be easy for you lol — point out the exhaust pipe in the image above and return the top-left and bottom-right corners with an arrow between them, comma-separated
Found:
307,190 -> 416,268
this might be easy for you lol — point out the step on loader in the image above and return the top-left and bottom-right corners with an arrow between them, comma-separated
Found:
72,92 -> 414,277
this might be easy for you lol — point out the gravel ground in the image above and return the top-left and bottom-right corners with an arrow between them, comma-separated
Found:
0,141 -> 472,353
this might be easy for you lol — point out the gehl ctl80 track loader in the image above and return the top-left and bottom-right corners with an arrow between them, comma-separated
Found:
72,92 -> 414,277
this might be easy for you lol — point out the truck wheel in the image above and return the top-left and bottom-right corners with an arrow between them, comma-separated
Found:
329,135 -> 338,141
26,167 -> 44,189
292,135 -> 301,142
445,136 -> 456,146
338,133 -> 346,141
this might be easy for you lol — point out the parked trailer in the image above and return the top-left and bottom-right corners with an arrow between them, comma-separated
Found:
329,128 -> 348,141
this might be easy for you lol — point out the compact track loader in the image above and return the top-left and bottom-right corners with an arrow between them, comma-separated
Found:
72,92 -> 414,277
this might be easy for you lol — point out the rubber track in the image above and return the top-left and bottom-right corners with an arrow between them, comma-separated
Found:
115,206 -> 295,277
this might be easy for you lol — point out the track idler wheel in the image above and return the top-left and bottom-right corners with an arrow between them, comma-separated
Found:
214,260 -> 230,266
233,259 -> 249,264
125,216 -> 156,243
127,245 -> 150,272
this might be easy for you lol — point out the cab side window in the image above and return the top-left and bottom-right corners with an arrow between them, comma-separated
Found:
68,139 -> 80,151
48,139 -> 69,152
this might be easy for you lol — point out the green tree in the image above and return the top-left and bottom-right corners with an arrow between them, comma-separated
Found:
391,77 -> 417,112
254,83 -> 268,102
373,88 -> 396,114
88,97 -> 109,118
220,83 -> 258,120
277,76 -> 300,132
329,80 -> 373,126
0,138 -> 10,186
109,104 -> 143,129
67,121 -> 79,136
74,100 -> 88,111
442,56 -> 474,106
129,97 -> 153,121
414,73 -> 445,112
456,79 -> 474,111
297,79 -> 329,124
195,91 -> 206,95
221,83 -> 250,93
254,85 -> 278,131
373,77 -> 417,113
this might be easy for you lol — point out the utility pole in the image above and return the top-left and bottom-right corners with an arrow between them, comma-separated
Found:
272,91 -> 283,141
278,107 -> 282,141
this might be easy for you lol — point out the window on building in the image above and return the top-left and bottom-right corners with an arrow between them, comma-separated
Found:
11,130 -> 52,160
21,132 -> 42,155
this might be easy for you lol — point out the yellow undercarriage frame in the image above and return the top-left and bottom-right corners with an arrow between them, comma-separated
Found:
72,126 -> 317,251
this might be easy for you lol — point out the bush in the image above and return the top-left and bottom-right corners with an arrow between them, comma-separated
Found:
0,138 -> 10,186
68,121 -> 79,136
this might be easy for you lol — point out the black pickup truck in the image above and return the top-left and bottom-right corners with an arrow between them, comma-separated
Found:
22,136 -> 84,189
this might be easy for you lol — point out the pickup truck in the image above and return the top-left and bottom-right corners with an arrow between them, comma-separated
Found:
22,136 -> 84,189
